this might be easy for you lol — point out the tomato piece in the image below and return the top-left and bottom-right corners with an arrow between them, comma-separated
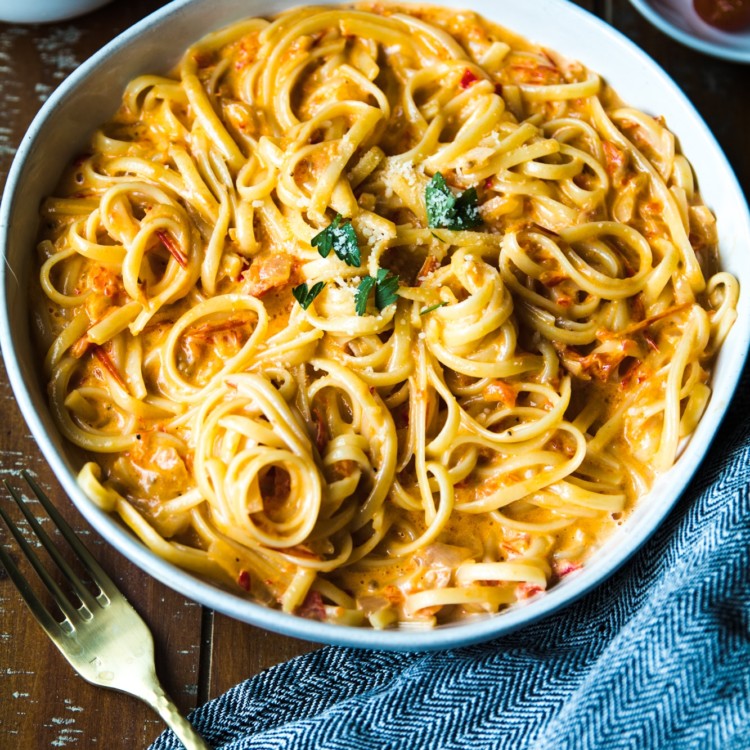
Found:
693,0 -> 750,30
460,68 -> 479,89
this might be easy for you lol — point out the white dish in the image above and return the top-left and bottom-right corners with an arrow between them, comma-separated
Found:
1,0 -> 748,651
629,0 -> 750,63
0,0 -> 112,24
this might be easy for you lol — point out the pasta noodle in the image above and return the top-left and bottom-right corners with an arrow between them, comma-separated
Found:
32,3 -> 739,629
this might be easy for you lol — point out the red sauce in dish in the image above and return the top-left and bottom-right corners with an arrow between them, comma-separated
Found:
693,0 -> 750,30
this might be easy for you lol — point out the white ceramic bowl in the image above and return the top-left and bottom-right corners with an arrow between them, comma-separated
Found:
629,0 -> 750,63
2,0 -> 749,651
0,0 -> 112,24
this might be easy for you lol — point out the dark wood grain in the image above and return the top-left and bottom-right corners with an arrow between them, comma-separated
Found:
0,1 -> 747,747
207,614 -> 318,700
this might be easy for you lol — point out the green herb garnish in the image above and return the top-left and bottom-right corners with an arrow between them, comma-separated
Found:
292,281 -> 325,310
374,269 -> 399,310
354,276 -> 377,316
311,214 -> 361,267
419,301 -> 448,315
425,172 -> 482,231
355,269 -> 399,316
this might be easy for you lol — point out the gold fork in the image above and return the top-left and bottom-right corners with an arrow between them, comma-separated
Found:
0,471 -> 212,750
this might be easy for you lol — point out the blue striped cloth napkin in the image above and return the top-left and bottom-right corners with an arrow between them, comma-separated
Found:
150,368 -> 750,750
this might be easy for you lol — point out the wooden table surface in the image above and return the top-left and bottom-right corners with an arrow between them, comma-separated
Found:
0,1 -> 748,747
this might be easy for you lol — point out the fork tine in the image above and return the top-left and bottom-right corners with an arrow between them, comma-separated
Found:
5,479 -> 99,613
0,542 -> 63,636
0,501 -> 80,627
21,471 -> 118,600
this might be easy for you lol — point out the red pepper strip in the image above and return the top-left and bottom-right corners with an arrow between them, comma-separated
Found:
93,345 -> 126,389
156,229 -> 188,269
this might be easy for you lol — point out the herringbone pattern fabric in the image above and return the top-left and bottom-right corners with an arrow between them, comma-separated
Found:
151,369 -> 750,750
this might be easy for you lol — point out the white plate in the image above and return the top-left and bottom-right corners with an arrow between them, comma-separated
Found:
630,0 -> 750,63
1,0 -> 749,651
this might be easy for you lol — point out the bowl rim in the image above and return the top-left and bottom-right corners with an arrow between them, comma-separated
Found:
1,0 -> 749,651
628,0 -> 750,64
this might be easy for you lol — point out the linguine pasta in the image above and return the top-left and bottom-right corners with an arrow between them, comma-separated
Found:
33,3 -> 738,629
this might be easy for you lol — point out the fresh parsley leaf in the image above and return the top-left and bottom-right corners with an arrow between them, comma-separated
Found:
292,281 -> 325,310
419,301 -> 447,315
374,268 -> 399,310
354,275 -> 377,316
425,172 -> 482,231
425,174 -> 455,229
311,215 -> 339,258
453,186 -> 480,227
311,214 -> 361,267
355,270 -> 400,316
333,222 -> 360,267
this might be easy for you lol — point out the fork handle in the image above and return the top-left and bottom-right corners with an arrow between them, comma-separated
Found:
141,681 -> 212,750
